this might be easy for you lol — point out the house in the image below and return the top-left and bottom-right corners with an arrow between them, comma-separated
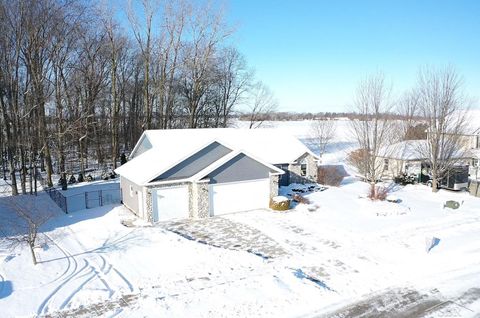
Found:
378,140 -> 472,180
468,148 -> 480,180
115,128 -> 319,222
378,140 -> 427,179
457,133 -> 480,179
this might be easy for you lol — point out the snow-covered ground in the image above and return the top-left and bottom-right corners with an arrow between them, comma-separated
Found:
1,120 -> 480,317
236,119 -> 358,166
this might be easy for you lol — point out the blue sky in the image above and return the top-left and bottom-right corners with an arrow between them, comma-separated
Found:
225,0 -> 480,112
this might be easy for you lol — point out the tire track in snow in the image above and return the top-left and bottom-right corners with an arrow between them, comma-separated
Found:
37,233 -> 82,314
37,259 -> 89,315
42,233 -> 78,286
95,254 -> 134,293
112,267 -> 134,292
38,233 -> 135,316
58,261 -> 100,310
64,226 -> 135,292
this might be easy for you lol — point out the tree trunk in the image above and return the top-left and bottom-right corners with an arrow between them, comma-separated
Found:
432,178 -> 439,193
20,148 -> 27,194
8,148 -> 18,196
29,243 -> 37,265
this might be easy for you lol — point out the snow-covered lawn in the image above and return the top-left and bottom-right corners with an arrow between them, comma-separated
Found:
1,178 -> 480,317
1,119 -> 480,317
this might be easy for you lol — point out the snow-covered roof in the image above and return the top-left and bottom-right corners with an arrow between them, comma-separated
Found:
380,140 -> 428,161
380,139 -> 474,161
139,128 -> 318,165
470,148 -> 480,159
116,136 -> 286,185
115,140 -> 212,185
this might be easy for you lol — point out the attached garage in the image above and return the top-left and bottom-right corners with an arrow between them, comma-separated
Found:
116,139 -> 285,223
202,152 -> 278,216
209,179 -> 270,216
152,185 -> 189,222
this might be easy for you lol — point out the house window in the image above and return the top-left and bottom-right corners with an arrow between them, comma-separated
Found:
383,159 -> 389,172
129,185 -> 134,197
300,163 -> 307,176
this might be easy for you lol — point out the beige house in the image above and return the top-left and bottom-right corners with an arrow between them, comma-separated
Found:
378,140 -> 425,179
378,140 -> 472,180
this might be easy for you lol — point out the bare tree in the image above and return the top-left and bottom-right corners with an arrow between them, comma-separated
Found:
310,118 -> 336,157
0,195 -> 54,265
180,1 -> 233,128
156,0 -> 188,129
414,66 -> 470,192
397,89 -> 425,140
100,4 -> 125,169
128,0 -> 159,130
246,81 -> 277,129
213,47 -> 252,127
349,73 -> 397,183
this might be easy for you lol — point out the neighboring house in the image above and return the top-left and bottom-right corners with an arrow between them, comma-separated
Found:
115,128 -> 319,222
458,133 -> 480,150
378,140 -> 471,180
444,132 -> 480,179
469,149 -> 480,180
378,140 -> 427,179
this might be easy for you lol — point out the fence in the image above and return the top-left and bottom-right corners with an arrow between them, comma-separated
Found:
45,185 -> 122,213
45,187 -> 68,212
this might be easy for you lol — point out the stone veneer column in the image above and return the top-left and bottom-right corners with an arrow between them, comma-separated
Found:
145,190 -> 153,223
196,181 -> 210,218
189,181 -> 210,218
307,154 -> 318,182
270,175 -> 279,198
188,183 -> 195,218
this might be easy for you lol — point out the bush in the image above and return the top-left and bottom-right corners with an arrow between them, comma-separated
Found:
393,173 -> 417,185
292,194 -> 310,204
68,174 -> 76,184
317,166 -> 344,186
346,149 -> 368,175
367,184 -> 389,201
120,153 -> 127,165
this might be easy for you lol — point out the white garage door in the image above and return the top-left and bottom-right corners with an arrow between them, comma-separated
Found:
209,179 -> 270,216
152,186 -> 189,222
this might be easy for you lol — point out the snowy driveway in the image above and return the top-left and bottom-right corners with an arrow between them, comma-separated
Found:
159,216 -> 288,259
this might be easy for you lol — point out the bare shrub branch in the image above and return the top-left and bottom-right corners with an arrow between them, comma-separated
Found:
0,195 -> 55,265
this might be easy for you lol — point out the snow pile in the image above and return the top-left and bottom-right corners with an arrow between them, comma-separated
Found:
272,195 -> 289,203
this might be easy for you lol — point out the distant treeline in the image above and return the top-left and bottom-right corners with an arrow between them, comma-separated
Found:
237,111 -> 426,121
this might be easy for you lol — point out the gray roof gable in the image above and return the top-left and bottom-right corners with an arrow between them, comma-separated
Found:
151,142 -> 232,182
